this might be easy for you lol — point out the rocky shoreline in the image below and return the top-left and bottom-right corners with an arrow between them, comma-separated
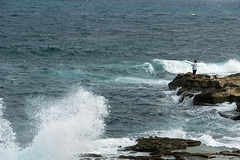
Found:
81,136 -> 240,160
119,136 -> 240,160
119,73 -> 240,159
168,72 -> 240,120
81,73 -> 240,160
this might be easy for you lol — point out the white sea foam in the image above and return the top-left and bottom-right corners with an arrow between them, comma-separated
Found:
154,59 -> 240,76
0,87 -> 133,160
162,88 -> 180,104
214,102 -> 237,112
154,59 -> 191,74
19,87 -> 110,160
134,62 -> 155,75
146,128 -> 240,149
115,77 -> 170,85
86,138 -> 136,155
143,127 -> 240,149
192,134 -> 240,149
193,135 -> 223,147
180,95 -> 194,106
143,62 -> 155,74
220,136 -> 240,149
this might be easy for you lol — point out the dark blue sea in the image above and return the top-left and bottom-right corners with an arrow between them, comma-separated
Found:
1,0 -> 240,159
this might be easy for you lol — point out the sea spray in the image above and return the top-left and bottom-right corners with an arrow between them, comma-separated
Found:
19,87 -> 110,160
84,138 -> 136,155
1,0 -> 240,158
0,98 -> 18,160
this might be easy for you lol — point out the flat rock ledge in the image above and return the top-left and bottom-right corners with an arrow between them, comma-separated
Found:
119,136 -> 240,160
168,72 -> 240,120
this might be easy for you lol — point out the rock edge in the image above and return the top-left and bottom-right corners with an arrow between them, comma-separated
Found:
120,136 -> 240,160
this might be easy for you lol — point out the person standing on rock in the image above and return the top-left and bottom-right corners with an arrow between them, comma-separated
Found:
191,60 -> 198,79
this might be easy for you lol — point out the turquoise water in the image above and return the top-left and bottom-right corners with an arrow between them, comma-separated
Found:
1,0 -> 240,159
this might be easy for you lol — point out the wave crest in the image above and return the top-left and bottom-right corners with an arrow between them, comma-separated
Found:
154,59 -> 240,76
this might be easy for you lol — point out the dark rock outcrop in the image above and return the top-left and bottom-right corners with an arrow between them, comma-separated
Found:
124,136 -> 201,154
168,72 -> 240,120
120,136 -> 240,160
168,72 -> 240,106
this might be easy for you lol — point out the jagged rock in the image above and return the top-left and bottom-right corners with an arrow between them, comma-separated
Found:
120,136 -> 240,160
168,73 -> 240,106
168,73 -> 240,121
80,153 -> 102,158
124,136 -> 201,154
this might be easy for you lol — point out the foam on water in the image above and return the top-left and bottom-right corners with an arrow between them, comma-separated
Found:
193,135 -> 223,147
85,138 -> 136,155
154,59 -> 191,74
154,59 -> 240,76
186,102 -> 240,149
19,87 -> 109,160
214,102 -> 237,112
142,62 -> 155,75
192,134 -> 240,149
180,95 -> 194,106
115,77 -> 170,85
144,127 -> 240,149
0,87 -> 136,160
158,129 -> 187,139
143,94 -> 240,150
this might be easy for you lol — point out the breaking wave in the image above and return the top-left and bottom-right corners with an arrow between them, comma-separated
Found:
0,87 -> 136,160
154,59 -> 240,76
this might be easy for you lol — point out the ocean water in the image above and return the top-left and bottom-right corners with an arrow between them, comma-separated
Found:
1,0 -> 240,159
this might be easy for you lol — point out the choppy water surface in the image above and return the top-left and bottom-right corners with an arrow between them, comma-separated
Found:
1,0 -> 240,159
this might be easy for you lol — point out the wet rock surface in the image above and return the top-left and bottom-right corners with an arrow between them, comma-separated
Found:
168,72 -> 240,120
123,136 -> 201,154
119,136 -> 240,160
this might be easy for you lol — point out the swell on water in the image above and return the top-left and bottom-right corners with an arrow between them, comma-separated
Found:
115,59 -> 240,85
1,59 -> 240,159
114,59 -> 240,86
